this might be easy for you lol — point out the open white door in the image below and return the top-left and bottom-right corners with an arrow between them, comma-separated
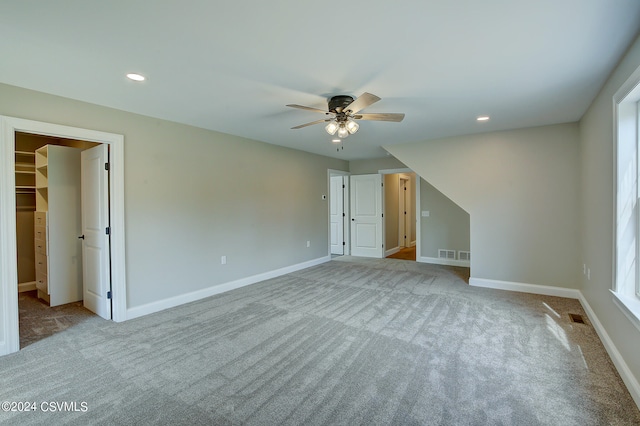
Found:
330,176 -> 344,255
81,144 -> 112,319
350,174 -> 384,258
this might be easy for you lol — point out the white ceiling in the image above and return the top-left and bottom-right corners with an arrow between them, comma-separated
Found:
1,1 -> 640,160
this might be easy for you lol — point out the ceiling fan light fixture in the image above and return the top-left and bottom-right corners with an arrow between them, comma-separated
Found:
325,121 -> 339,135
346,119 -> 359,134
288,92 -> 404,142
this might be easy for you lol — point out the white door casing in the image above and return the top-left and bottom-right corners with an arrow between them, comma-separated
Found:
330,175 -> 344,255
350,174 -> 384,258
81,144 -> 112,319
0,116 -> 126,356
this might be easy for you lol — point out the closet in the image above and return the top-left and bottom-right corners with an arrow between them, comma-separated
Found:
15,149 -> 36,290
15,133 -> 100,307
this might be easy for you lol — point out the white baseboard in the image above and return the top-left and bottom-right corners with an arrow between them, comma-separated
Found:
18,281 -> 36,293
418,256 -> 470,268
469,277 -> 581,299
385,247 -> 400,257
578,293 -> 640,410
468,276 -> 640,410
126,256 -> 331,320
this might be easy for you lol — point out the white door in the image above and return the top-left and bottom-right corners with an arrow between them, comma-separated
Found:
350,174 -> 383,257
330,176 -> 344,255
81,144 -> 111,319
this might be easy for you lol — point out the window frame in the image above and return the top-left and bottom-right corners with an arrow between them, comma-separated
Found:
613,68 -> 640,333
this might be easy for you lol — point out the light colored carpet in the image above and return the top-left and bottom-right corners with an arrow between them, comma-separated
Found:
1,256 -> 639,425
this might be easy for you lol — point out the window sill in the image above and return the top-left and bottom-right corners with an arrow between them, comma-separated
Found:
611,289 -> 640,333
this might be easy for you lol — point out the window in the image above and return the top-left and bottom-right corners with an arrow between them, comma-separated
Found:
613,70 -> 640,332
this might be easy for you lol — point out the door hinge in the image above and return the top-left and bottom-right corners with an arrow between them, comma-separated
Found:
107,291 -> 112,299
382,213 -> 384,217
342,212 -> 345,217
343,241 -> 346,246
342,184 -> 345,188
106,227 -> 110,235
105,162 -> 110,171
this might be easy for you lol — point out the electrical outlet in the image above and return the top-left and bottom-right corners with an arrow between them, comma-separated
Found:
221,256 -> 227,265
306,241 -> 310,248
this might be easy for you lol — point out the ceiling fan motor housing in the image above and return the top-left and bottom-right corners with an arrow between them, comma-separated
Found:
328,95 -> 355,113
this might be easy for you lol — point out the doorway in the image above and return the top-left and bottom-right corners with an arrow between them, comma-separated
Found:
340,169 -> 420,260
15,133 -> 106,347
0,116 -> 127,356
382,171 -> 417,261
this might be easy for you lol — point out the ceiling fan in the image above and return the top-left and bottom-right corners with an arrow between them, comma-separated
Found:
286,92 -> 405,139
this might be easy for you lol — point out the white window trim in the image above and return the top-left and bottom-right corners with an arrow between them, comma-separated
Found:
611,290 -> 640,333
636,99 -> 640,302
613,64 -> 640,328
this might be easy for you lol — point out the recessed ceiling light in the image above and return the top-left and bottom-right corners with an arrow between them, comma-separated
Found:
477,115 -> 490,122
126,73 -> 145,82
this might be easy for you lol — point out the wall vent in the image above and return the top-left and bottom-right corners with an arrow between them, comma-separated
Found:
568,313 -> 585,324
438,249 -> 456,260
458,251 -> 471,261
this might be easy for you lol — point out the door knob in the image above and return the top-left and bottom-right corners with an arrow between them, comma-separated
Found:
78,235 -> 85,240
352,218 -> 355,221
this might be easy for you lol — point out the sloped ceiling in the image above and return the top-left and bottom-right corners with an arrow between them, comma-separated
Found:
1,1 -> 639,160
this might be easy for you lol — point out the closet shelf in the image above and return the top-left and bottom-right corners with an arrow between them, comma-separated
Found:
15,161 -> 35,169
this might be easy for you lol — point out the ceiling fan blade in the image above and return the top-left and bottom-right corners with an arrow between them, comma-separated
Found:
354,113 -> 405,122
286,104 -> 330,114
291,119 -> 331,129
343,92 -> 381,114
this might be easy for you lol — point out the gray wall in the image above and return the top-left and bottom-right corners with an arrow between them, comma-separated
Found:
349,156 -> 407,174
386,122 -> 581,288
0,83 -> 348,310
580,32 -> 640,394
420,178 -> 470,259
